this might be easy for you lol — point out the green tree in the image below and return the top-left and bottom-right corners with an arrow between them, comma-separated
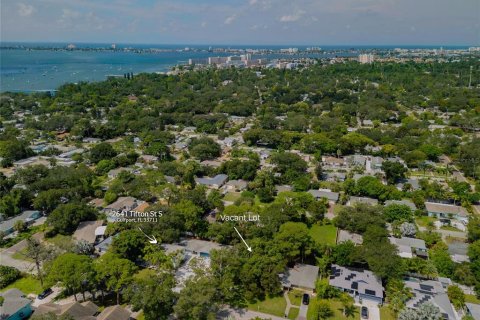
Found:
447,285 -> 465,310
174,274 -> 220,320
94,252 -> 137,304
383,204 -> 413,223
47,253 -> 94,301
47,202 -> 97,234
382,161 -> 407,184
89,142 -> 117,164
126,269 -> 176,320
110,229 -> 146,261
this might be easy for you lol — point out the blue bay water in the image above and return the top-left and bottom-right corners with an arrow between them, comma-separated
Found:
0,42 -> 468,92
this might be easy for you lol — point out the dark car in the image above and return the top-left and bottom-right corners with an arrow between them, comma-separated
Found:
38,288 -> 53,300
302,293 -> 310,305
361,306 -> 369,319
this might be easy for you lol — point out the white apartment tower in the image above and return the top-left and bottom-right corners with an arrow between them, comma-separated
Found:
358,54 -> 375,64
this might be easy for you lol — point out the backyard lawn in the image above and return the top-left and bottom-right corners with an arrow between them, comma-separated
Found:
309,224 -> 337,246
415,216 -> 436,228
248,294 -> 287,317
2,275 -> 43,295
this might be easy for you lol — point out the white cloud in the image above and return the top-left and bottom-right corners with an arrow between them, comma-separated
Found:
17,3 -> 35,17
249,0 -> 258,5
224,14 -> 237,25
61,8 -> 81,20
201,21 -> 207,28
279,10 -> 305,22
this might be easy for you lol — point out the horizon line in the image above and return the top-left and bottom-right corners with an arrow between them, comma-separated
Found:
0,40 -> 478,48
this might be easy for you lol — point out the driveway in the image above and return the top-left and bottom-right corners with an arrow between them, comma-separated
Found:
298,302 -> 308,319
357,300 -> 380,320
31,286 -> 62,307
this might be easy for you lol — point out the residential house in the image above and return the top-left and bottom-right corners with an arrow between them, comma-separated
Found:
72,220 -> 104,245
224,179 -> 248,192
0,210 -> 42,235
107,167 -> 134,179
0,289 -> 32,320
329,264 -> 384,304
104,196 -> 146,223
396,178 -> 421,191
200,160 -> 223,168
448,241 -> 470,263
322,172 -> 346,182
465,303 -> 480,320
308,189 -> 340,203
425,202 -> 469,225
97,305 -> 131,320
280,264 -> 319,292
346,155 -> 367,168
321,156 -> 346,169
404,278 -> 458,320
95,236 -> 114,255
195,174 -> 228,189
389,237 -> 428,259
13,156 -> 51,169
336,230 -> 363,245
34,301 -> 99,319
138,155 -> 158,163
34,301 -> 131,320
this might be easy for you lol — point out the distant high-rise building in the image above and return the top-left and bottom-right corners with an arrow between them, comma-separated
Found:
358,54 -> 374,64
111,43 -> 116,49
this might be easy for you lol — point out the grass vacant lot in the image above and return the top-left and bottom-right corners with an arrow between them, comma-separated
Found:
380,306 -> 396,320
309,224 -> 337,246
307,299 -> 360,320
248,294 -> 287,317
2,275 -> 43,295
223,192 -> 241,202
288,289 -> 303,306
11,249 -> 34,262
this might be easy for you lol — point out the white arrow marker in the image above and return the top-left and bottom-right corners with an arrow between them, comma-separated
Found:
234,227 -> 252,252
138,227 -> 157,244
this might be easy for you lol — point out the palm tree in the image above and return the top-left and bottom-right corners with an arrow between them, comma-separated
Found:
344,305 -> 357,319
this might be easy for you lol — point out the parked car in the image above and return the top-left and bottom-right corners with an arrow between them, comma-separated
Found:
38,288 -> 53,300
302,293 -> 310,305
361,306 -> 369,319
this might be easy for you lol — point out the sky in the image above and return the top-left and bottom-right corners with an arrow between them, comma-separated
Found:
1,0 -> 479,46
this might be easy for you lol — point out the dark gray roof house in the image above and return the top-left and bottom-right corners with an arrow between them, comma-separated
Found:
0,289 -> 32,320
195,174 -> 228,189
308,189 -> 340,202
329,264 -> 384,304
389,237 -> 427,259
280,263 -> 319,292
466,303 -> 480,320
404,278 -> 457,320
